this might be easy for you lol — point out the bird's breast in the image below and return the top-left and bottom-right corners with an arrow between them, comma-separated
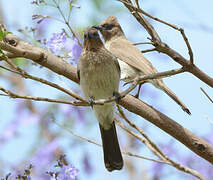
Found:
80,54 -> 120,100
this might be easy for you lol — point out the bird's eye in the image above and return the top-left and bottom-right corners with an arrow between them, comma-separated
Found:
103,24 -> 113,30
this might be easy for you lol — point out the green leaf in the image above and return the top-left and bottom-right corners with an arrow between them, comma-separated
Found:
0,30 -> 10,41
14,57 -> 28,67
0,29 -> 4,41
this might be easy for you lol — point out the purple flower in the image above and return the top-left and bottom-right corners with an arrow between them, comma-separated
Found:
45,30 -> 82,61
57,164 -> 79,180
65,38 -> 82,62
32,14 -> 48,24
35,18 -> 51,39
46,30 -> 67,55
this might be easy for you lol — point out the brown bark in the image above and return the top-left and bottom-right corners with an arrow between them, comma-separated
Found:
0,33 -> 213,164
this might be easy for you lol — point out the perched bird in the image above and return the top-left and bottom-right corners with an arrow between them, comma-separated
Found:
77,27 -> 123,171
93,16 -> 191,114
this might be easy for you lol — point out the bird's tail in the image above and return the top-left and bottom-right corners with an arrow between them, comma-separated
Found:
99,121 -> 123,171
158,82 -> 191,115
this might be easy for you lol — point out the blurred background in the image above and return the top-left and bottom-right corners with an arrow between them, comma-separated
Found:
0,0 -> 212,179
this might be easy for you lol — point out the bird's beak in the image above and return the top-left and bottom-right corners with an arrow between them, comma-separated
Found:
92,25 -> 103,31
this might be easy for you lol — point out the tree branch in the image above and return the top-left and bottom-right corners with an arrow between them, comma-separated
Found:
0,27 -> 213,164
126,67 -> 186,84
0,86 -> 83,106
200,87 -> 213,103
118,0 -> 213,87
53,119 -> 168,164
117,106 -> 206,180
2,56 -> 85,102
119,95 -> 213,164
141,47 -> 156,53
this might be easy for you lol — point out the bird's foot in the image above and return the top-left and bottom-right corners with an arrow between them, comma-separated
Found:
113,91 -> 121,103
134,93 -> 140,99
88,96 -> 95,108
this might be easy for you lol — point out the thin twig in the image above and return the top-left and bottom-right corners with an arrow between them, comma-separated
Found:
0,65 -> 22,75
1,55 -> 186,107
3,56 -> 85,102
0,86 -> 83,106
134,0 -> 139,8
117,105 -> 167,160
53,120 -> 169,164
118,0 -> 194,64
200,87 -> 213,103
179,28 -> 194,64
133,42 -> 153,46
86,68 -> 186,106
116,109 -> 206,180
117,0 -> 179,30
141,48 -> 156,53
1,20 -> 213,168
127,67 -> 186,84
53,119 -> 101,146
52,0 -> 82,47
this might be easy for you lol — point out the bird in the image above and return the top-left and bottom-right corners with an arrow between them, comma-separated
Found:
92,16 -> 191,115
77,27 -> 123,171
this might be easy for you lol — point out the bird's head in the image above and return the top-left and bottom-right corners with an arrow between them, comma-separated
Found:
83,27 -> 103,51
92,16 -> 124,42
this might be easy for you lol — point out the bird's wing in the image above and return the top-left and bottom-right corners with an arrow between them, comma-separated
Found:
109,38 -> 158,75
113,56 -> 121,78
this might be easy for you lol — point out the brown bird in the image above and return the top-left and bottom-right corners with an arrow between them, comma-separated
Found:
93,16 -> 191,114
77,27 -> 123,171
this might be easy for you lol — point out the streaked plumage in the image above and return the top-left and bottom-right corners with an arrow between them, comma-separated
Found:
77,27 -> 123,171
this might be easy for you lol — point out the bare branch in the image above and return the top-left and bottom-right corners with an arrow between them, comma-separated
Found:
117,106 -> 206,180
119,1 -> 194,63
52,0 -> 82,47
127,67 -> 186,84
133,42 -> 153,46
117,106 -> 167,159
0,86 -> 83,106
119,95 -> 213,164
2,56 -> 85,102
141,48 -> 156,53
133,0 -> 139,9
179,28 -> 194,64
0,26 -> 213,165
119,0 -> 212,87
118,0 -> 178,30
200,87 -> 213,103
0,65 -> 22,75
53,120 -> 168,164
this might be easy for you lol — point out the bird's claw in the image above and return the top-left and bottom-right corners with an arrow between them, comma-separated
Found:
113,91 -> 121,103
88,97 -> 95,108
134,93 -> 139,99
